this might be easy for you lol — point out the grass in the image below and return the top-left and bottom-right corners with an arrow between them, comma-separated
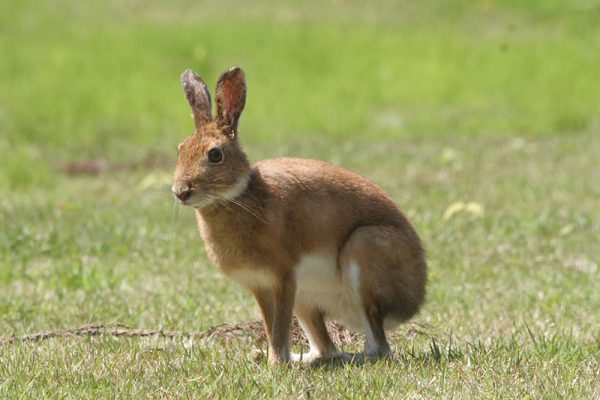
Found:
1,0 -> 599,398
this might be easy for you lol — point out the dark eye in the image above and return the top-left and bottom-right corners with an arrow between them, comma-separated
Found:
207,147 -> 224,164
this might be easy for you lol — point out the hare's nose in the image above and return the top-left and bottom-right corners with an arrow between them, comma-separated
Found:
173,187 -> 192,202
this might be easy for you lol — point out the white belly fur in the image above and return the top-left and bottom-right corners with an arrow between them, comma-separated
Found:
294,253 -> 364,331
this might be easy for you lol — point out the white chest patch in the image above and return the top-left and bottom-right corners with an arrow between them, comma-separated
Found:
219,173 -> 250,201
227,268 -> 276,289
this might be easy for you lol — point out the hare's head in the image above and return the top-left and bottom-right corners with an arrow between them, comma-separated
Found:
172,67 -> 251,208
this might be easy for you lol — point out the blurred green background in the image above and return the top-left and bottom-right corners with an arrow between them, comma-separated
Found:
1,0 -> 599,188
1,1 -> 599,397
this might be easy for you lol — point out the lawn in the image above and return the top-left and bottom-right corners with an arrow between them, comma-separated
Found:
1,0 -> 599,398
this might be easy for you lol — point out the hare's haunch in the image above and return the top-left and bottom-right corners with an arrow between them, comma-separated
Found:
172,67 -> 427,365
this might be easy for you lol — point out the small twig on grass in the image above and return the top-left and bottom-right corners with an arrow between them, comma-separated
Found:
0,323 -> 187,345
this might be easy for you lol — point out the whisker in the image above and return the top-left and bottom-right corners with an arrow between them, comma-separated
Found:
172,199 -> 182,221
228,199 -> 268,224
207,192 -> 268,224
206,193 -> 239,216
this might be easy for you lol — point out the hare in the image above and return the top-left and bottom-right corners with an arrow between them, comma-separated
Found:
172,67 -> 427,365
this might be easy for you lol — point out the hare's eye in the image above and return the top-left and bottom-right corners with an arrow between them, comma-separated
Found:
207,147 -> 224,164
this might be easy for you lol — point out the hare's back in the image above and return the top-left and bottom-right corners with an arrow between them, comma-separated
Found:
256,157 -> 387,195
254,157 -> 405,226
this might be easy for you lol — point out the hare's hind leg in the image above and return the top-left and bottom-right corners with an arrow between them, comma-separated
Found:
345,259 -> 392,360
340,225 -> 426,360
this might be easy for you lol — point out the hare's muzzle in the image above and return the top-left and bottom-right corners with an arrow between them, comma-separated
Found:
172,186 -> 192,204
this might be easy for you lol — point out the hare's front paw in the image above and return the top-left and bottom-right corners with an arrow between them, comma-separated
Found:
250,348 -> 266,362
250,348 -> 293,366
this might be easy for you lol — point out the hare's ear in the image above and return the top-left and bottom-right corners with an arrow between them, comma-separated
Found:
180,69 -> 212,129
215,66 -> 246,133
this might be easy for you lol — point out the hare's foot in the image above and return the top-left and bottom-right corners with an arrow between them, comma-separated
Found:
364,346 -> 392,361
252,348 -> 293,366
250,348 -> 266,362
310,351 -> 365,366
290,350 -> 320,363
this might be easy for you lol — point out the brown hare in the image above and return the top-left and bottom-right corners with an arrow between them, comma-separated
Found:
172,67 -> 427,366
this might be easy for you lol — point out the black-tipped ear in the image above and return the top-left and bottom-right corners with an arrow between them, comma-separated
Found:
215,67 -> 246,133
180,69 -> 212,129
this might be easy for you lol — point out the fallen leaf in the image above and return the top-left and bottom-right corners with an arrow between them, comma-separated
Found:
443,201 -> 485,220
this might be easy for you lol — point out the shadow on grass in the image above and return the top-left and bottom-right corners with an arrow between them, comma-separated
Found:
296,337 -> 465,370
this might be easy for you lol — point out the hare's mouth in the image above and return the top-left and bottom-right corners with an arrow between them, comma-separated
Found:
172,185 -> 211,208
190,197 -> 214,209
182,192 -> 214,209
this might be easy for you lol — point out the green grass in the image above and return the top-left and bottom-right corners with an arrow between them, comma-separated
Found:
1,0 -> 599,398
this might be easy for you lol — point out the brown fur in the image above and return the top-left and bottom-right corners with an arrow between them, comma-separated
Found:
172,67 -> 427,365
